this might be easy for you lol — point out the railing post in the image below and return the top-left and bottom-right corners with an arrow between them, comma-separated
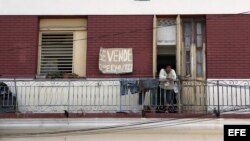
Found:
119,88 -> 122,112
117,80 -> 125,113
117,90 -> 125,113
14,78 -> 18,113
67,80 -> 71,112
216,80 -> 220,117
177,80 -> 181,113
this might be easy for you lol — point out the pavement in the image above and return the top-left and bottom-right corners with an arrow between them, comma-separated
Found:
0,118 -> 250,141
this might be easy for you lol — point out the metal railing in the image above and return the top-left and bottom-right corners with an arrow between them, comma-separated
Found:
0,79 -> 250,115
179,79 -> 250,114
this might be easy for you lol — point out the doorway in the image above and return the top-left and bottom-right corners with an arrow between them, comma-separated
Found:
157,55 -> 176,77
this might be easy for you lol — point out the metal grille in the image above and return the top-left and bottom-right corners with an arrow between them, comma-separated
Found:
40,32 -> 73,75
157,19 -> 176,26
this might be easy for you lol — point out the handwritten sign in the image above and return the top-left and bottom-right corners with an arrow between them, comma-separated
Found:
99,48 -> 133,74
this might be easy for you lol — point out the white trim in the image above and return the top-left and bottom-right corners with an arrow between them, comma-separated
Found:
152,15 -> 157,78
0,0 -> 250,15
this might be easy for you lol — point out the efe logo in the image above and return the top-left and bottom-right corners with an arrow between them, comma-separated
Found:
228,129 -> 246,136
224,125 -> 249,141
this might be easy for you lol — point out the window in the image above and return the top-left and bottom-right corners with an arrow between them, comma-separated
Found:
183,22 -> 192,76
182,19 -> 205,78
195,22 -> 204,77
38,19 -> 87,77
157,19 -> 177,46
40,32 -> 73,75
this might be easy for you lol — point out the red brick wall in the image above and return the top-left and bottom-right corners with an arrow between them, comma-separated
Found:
206,15 -> 250,79
0,16 -> 38,78
87,16 -> 153,78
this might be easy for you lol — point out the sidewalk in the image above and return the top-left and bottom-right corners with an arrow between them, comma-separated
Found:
1,118 -> 250,141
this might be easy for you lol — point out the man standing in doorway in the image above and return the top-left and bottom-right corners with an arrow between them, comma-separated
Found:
159,65 -> 177,113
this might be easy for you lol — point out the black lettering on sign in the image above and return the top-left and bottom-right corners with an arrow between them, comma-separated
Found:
99,48 -> 133,74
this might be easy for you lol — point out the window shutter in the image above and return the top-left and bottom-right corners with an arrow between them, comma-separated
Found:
183,21 -> 192,76
40,32 -> 73,75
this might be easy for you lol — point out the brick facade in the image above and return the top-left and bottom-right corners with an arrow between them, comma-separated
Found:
206,15 -> 250,79
87,16 -> 153,78
1,15 -> 250,79
0,16 -> 38,78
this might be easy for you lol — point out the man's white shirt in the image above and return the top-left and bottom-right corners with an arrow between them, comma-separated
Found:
159,68 -> 177,90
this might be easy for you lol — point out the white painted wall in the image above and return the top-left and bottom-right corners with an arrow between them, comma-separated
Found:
0,0 -> 250,15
